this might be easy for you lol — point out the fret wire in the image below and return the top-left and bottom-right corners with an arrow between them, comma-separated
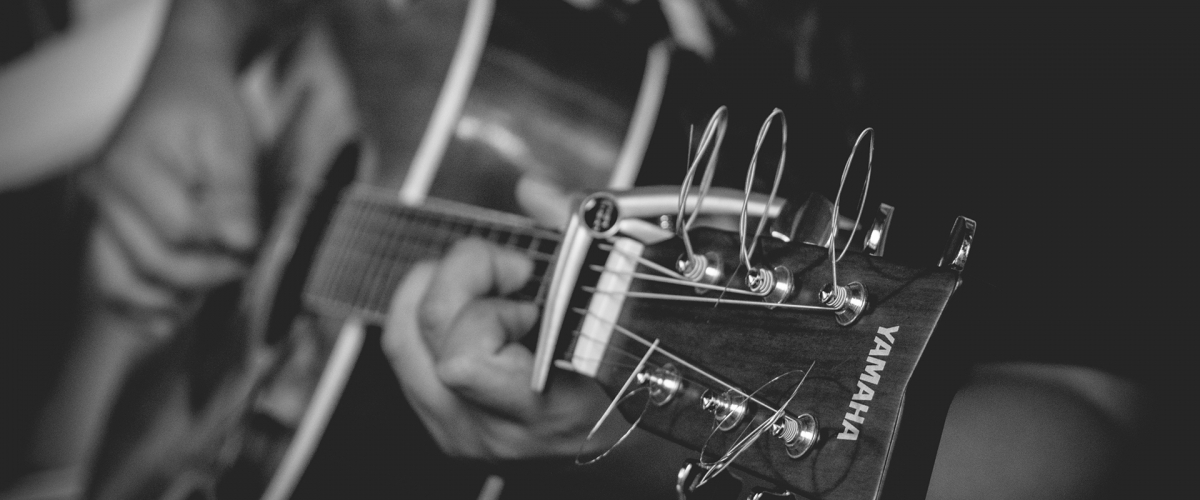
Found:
356,205 -> 385,309
374,213 -> 411,310
309,191 -> 562,313
352,202 -> 385,310
365,211 -> 407,311
328,203 -> 370,302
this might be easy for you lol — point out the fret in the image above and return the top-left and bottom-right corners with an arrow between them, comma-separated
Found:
304,187 -> 562,318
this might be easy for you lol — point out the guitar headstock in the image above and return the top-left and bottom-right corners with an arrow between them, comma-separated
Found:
533,184 -> 975,499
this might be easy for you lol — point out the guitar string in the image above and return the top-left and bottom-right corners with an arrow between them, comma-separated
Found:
582,287 -> 836,312
827,128 -> 875,288
574,386 -> 652,466
586,264 -> 762,297
675,106 -> 729,263
313,205 -> 560,311
576,338 -> 659,467
324,185 -> 810,429
567,332 -> 780,409
342,194 -> 560,252
738,109 -> 788,272
697,363 -> 813,487
597,243 -> 687,280
564,326 -> 818,472
570,307 -> 783,414
331,217 -> 559,263
319,196 -> 818,474
597,240 -> 781,311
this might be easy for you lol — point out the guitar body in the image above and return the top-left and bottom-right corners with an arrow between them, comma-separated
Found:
87,2 -> 972,499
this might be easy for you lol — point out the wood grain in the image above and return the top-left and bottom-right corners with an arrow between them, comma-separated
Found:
578,228 -> 959,499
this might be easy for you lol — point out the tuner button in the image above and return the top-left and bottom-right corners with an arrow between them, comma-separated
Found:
939,216 -> 976,272
863,203 -> 895,256
749,489 -> 796,500
676,460 -> 703,499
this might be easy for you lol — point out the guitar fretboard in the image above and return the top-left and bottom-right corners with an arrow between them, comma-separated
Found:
304,186 -> 561,323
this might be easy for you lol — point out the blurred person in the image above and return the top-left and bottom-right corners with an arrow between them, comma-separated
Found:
1,1 -> 1174,499
2,0 -> 271,496
377,2 -> 1166,500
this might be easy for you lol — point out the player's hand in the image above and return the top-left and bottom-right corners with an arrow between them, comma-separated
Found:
383,239 -> 613,460
81,44 -> 261,340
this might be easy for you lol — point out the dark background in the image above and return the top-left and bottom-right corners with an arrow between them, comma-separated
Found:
3,0 -> 1194,495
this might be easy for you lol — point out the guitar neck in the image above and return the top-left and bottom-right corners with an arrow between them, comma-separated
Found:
304,186 -> 561,322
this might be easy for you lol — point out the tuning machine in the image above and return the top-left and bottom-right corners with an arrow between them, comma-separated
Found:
748,489 -> 796,500
745,266 -> 793,305
637,363 -> 683,406
862,203 -> 894,256
701,390 -> 749,431
770,413 -> 819,459
939,215 -> 976,272
677,251 -> 725,293
819,282 -> 868,326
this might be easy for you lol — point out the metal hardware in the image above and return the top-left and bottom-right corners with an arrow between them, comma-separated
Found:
748,489 -> 795,500
771,413 -> 819,459
863,203 -> 894,256
701,390 -> 749,431
676,460 -> 703,500
677,252 -> 724,292
580,192 -> 622,238
819,282 -> 868,326
746,266 -> 792,304
637,364 -> 683,406
939,216 -> 976,272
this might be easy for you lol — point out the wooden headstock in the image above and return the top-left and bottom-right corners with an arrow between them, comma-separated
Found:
533,187 -> 973,499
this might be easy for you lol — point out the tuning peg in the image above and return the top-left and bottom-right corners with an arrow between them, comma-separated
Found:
938,216 -> 976,271
748,489 -> 795,500
770,413 -> 819,459
636,363 -> 683,406
819,282 -> 868,326
676,460 -> 742,500
862,203 -> 894,256
676,460 -> 703,500
745,265 -> 793,305
700,390 -> 748,431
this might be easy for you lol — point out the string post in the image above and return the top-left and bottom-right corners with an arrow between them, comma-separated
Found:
819,282 -> 868,326
770,413 -> 819,459
676,252 -> 723,291
637,363 -> 684,406
746,265 -> 793,305
701,390 -> 749,431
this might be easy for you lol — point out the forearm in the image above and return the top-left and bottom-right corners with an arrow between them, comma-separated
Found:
152,0 -> 258,70
0,0 -> 260,191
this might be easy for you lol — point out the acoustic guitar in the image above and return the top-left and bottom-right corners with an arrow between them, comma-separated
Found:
86,1 -> 974,499
88,0 -> 677,498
